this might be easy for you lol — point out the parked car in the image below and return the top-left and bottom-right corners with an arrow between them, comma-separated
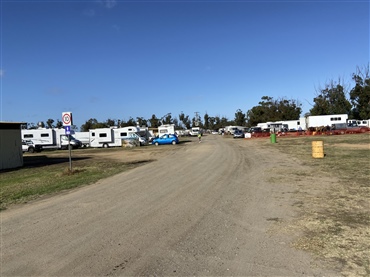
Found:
22,140 -> 42,153
152,134 -> 179,146
233,130 -> 244,139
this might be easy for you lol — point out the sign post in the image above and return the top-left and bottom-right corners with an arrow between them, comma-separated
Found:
62,112 -> 73,172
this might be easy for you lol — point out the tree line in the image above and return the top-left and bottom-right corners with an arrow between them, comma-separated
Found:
26,65 -> 369,131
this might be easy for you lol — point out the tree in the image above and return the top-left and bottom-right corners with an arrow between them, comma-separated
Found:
46,119 -> 54,128
310,79 -> 351,116
80,118 -> 107,131
55,120 -> 63,129
234,109 -> 246,126
148,114 -> 160,128
179,112 -> 191,129
105,118 -> 116,127
37,121 -> 45,128
123,117 -> 136,127
208,117 -> 216,130
246,96 -> 302,126
203,112 -> 210,130
136,117 -> 147,127
350,65 -> 370,119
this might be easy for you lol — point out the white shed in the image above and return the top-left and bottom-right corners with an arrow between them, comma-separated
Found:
0,122 -> 23,170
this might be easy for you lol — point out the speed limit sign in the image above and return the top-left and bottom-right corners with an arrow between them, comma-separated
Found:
62,112 -> 73,126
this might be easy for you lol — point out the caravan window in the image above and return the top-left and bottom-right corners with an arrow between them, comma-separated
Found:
120,132 -> 128,136
41,133 -> 49,137
330,117 -> 341,121
99,133 -> 107,138
91,132 -> 95,137
24,134 -> 33,138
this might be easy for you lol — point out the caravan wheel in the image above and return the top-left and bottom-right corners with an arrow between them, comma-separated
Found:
103,143 -> 109,148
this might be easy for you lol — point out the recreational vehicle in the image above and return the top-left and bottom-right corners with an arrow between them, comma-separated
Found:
21,128 -> 82,150
158,124 -> 175,136
189,127 -> 200,136
89,126 -> 145,148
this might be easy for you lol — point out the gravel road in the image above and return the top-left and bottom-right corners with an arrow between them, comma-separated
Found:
1,135 -> 338,276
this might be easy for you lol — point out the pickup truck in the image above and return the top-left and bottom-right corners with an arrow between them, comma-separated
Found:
22,140 -> 42,153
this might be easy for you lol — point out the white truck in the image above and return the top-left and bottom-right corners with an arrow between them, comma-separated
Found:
89,126 -> 145,148
21,128 -> 82,150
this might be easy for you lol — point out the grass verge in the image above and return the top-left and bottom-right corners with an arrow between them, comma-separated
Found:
265,133 -> 369,276
0,148 -> 151,211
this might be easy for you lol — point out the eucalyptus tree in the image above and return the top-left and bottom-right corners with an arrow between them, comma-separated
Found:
310,79 -> 351,116
234,109 -> 246,126
350,65 -> 370,119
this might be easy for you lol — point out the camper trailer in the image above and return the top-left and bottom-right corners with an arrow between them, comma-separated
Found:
21,128 -> 82,150
89,127 -> 145,148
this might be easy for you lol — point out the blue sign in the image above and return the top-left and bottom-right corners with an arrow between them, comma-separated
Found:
64,126 -> 71,135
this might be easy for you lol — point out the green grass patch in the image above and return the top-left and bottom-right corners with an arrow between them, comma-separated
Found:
0,149 -> 151,210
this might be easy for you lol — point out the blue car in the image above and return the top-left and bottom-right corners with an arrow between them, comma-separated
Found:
152,134 -> 179,146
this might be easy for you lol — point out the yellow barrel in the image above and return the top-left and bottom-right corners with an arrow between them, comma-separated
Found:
312,141 -> 324,158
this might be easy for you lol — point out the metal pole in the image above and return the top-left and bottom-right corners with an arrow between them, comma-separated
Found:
69,134 -> 72,172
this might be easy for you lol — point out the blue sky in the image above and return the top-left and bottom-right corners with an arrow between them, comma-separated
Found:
0,0 -> 369,129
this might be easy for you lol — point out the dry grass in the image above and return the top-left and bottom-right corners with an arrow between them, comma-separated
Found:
264,133 -> 370,276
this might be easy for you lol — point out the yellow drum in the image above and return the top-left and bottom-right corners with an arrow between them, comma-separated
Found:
312,141 -> 324,158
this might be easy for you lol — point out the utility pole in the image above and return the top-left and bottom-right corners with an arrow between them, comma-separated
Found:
194,112 -> 200,127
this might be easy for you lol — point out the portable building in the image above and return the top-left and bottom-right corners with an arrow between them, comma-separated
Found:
0,122 -> 23,170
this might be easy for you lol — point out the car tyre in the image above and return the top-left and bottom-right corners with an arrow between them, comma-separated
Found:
103,143 -> 109,148
155,142 -> 159,146
28,147 -> 35,153
172,141 -> 177,145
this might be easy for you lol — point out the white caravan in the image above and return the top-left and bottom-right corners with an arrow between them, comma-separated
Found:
89,126 -> 144,148
158,124 -> 175,135
189,127 -> 200,136
21,128 -> 82,150
305,114 -> 348,129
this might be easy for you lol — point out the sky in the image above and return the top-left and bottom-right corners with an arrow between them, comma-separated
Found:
0,0 -> 369,129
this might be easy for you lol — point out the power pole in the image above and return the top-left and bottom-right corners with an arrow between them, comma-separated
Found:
194,112 -> 200,127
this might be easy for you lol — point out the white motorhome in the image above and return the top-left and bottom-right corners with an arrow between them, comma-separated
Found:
158,124 -> 175,136
89,126 -> 144,148
21,128 -> 82,150
305,114 -> 348,129
189,127 -> 200,136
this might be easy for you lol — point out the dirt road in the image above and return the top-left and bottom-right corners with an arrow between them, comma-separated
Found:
1,135 -> 339,276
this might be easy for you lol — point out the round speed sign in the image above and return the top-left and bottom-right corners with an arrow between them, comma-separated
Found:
62,112 -> 72,126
